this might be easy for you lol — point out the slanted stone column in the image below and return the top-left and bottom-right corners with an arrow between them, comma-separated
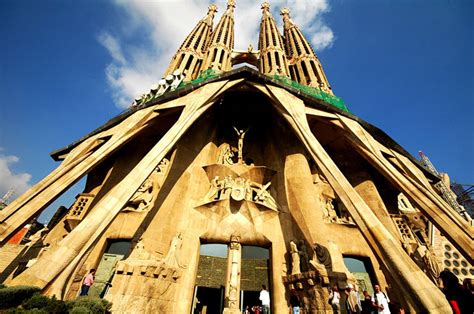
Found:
8,80 -> 238,294
223,235 -> 241,314
252,83 -> 452,312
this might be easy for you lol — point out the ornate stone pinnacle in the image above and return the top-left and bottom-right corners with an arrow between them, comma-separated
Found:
261,1 -> 270,12
208,4 -> 218,14
280,7 -> 290,17
227,0 -> 235,8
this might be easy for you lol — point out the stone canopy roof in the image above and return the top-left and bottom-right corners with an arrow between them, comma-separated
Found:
50,66 -> 438,181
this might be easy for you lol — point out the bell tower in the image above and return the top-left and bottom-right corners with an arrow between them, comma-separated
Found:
164,4 -> 218,81
201,0 -> 235,73
281,7 -> 333,94
258,1 -> 290,77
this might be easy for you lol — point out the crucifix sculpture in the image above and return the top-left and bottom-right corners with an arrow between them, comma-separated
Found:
233,127 -> 248,164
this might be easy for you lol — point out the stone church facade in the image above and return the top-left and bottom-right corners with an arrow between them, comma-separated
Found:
0,1 -> 472,313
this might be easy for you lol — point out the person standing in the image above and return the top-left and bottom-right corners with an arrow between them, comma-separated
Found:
259,285 -> 270,314
345,284 -> 361,314
80,269 -> 96,296
328,284 -> 341,313
372,285 -> 390,314
289,289 -> 301,314
361,290 -> 375,314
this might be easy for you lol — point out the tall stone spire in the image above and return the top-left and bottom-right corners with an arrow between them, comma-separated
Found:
258,2 -> 290,77
280,8 -> 333,94
164,4 -> 218,81
201,0 -> 235,72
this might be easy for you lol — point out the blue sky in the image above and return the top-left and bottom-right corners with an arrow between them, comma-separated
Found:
0,0 -> 472,223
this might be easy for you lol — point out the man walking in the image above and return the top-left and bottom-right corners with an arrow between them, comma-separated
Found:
372,284 -> 391,314
259,284 -> 270,314
79,269 -> 96,296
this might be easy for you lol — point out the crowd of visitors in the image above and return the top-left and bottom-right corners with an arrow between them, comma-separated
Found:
320,271 -> 473,314
440,271 -> 473,314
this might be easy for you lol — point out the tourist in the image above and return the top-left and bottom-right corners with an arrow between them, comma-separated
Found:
79,269 -> 96,296
372,285 -> 390,314
440,270 -> 462,314
289,289 -> 301,314
259,285 -> 270,314
345,283 -> 361,314
361,290 -> 375,314
460,278 -> 473,314
328,284 -> 341,313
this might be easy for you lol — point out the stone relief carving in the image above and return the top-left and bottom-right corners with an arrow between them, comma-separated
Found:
199,128 -> 279,215
217,143 -> 237,165
156,158 -> 170,173
163,232 -> 186,269
313,243 -> 332,269
226,234 -> 242,310
422,247 -> 442,283
313,171 -> 354,225
113,232 -> 186,301
202,174 -> 278,211
123,178 -> 155,212
122,158 -> 169,213
392,207 -> 442,284
129,238 -> 151,260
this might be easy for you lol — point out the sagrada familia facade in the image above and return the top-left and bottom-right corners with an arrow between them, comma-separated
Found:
0,1 -> 472,313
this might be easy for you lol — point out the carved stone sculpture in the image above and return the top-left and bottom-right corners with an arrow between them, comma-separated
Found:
233,127 -> 248,164
224,235 -> 242,313
313,243 -> 332,269
308,255 -> 328,278
290,240 -> 301,275
163,233 -> 185,269
25,227 -> 49,247
123,177 -> 154,212
423,247 -> 441,283
156,158 -> 169,173
217,143 -> 237,165
201,172 -> 279,211
130,238 -> 151,260
298,240 -> 310,272
393,213 -> 442,284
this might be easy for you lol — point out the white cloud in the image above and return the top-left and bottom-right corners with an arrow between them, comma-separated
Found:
0,150 -> 32,202
100,0 -> 334,108
98,32 -> 127,65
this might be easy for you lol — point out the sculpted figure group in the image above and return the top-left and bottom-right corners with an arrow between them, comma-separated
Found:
289,240 -> 329,277
204,175 -> 278,210
396,194 -> 442,284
